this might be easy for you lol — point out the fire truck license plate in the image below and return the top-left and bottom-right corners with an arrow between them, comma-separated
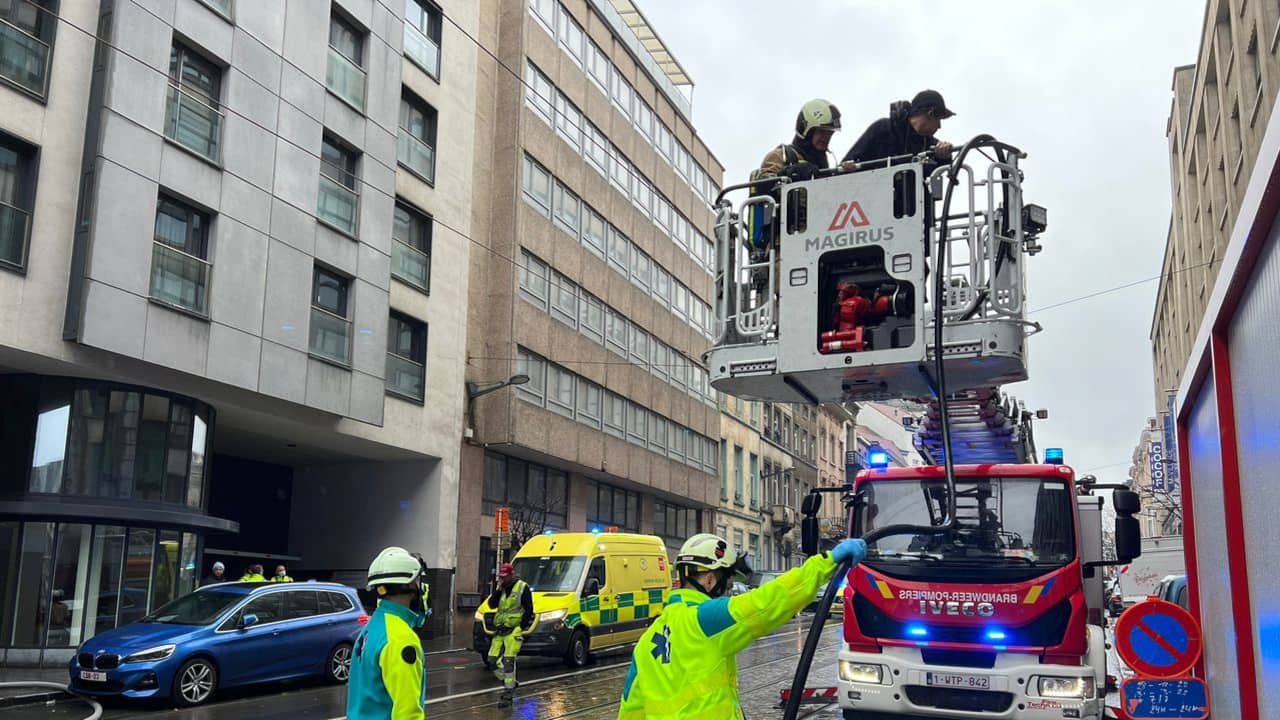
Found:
926,672 -> 990,690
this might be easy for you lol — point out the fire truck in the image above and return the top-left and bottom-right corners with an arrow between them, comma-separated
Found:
706,137 -> 1142,719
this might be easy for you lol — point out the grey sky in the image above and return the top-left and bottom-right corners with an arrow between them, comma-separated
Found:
641,0 -> 1205,484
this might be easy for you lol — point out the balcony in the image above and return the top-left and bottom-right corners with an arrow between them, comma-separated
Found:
386,352 -> 425,401
325,47 -> 366,112
403,25 -> 440,79
397,130 -> 436,184
149,242 -> 211,316
392,239 -> 430,291
0,17 -> 49,97
164,84 -> 223,163
309,307 -> 351,367
0,200 -> 31,269
317,171 -> 359,235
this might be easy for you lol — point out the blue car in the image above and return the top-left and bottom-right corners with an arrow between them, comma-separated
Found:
69,581 -> 366,706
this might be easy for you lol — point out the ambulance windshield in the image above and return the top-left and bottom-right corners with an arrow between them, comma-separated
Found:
511,556 -> 588,593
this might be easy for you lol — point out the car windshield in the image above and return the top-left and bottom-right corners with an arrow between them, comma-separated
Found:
142,590 -> 244,625
855,476 -> 1076,568
511,556 -> 587,593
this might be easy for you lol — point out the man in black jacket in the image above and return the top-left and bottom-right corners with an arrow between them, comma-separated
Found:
843,89 -> 955,166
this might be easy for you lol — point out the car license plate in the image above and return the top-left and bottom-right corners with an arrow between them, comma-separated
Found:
79,670 -> 107,682
926,672 -> 989,689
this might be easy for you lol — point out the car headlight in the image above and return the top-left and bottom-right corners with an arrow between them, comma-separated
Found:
538,609 -> 567,623
839,661 -> 884,684
1037,675 -> 1094,698
123,644 -> 176,663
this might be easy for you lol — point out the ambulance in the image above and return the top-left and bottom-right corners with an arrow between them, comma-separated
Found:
472,532 -> 671,667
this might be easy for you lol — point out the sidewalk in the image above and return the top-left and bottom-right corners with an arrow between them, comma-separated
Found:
0,666 -> 72,708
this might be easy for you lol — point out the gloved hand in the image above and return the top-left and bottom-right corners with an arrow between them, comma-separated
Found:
831,538 -> 868,565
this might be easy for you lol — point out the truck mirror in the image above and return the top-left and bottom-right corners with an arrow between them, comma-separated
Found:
1114,516 -> 1141,564
1112,488 -> 1140,516
801,517 -> 820,557
801,492 -> 822,516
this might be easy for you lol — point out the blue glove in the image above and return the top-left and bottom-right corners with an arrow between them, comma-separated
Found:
831,538 -> 868,565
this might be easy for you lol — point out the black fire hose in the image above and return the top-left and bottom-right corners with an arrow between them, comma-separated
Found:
781,136 -> 1005,720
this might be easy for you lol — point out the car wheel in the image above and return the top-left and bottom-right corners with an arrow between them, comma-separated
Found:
172,658 -> 217,707
563,629 -> 589,668
326,642 -> 353,684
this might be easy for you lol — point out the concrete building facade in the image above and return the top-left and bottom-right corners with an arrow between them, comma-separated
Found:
456,0 -> 726,598
757,402 -> 818,570
0,0 -> 474,664
714,395 -> 764,570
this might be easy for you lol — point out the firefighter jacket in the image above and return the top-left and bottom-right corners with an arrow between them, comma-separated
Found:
347,599 -> 427,720
617,552 -> 839,720
238,573 -> 266,582
489,580 -> 534,632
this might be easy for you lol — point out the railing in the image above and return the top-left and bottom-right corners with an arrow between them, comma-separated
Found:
403,24 -> 440,78
392,239 -> 430,290
326,47 -> 366,111
150,242 -> 211,316
164,83 -> 223,162
385,352 -> 425,401
397,130 -> 436,183
0,201 -> 31,268
309,307 -> 351,366
317,171 -> 359,235
0,17 -> 50,97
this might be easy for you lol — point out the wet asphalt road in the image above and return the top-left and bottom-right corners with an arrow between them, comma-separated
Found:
13,615 -> 845,720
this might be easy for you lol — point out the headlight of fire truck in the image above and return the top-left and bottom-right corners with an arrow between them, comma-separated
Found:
1036,675 -> 1095,698
838,661 -> 887,684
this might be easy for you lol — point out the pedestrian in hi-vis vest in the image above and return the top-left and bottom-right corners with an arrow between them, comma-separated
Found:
346,547 -> 430,720
487,563 -> 534,708
617,533 -> 868,719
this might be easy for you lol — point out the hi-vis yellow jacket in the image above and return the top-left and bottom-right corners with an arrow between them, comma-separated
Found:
617,553 -> 839,719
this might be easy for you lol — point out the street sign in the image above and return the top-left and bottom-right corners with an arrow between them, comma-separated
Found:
494,531 -> 511,549
1114,600 -> 1203,678
494,507 -> 509,533
1119,678 -> 1209,719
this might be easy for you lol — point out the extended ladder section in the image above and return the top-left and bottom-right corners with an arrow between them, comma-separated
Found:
913,388 -> 1039,465
708,141 -> 1045,405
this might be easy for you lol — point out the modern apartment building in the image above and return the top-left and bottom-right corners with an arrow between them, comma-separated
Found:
0,0 -> 473,664
1151,0 -> 1280,404
456,0 -> 725,596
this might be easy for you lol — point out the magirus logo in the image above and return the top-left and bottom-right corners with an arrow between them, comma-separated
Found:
802,199 -> 895,251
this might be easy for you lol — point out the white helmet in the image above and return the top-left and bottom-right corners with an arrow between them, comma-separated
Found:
676,533 -> 751,579
366,546 -> 423,591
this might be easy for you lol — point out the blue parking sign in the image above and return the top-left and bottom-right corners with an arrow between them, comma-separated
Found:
1120,678 -> 1209,719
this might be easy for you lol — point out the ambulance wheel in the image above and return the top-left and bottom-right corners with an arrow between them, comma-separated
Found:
563,629 -> 590,667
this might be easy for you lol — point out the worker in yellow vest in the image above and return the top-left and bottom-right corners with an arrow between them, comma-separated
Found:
617,533 -> 867,719
487,563 -> 533,708
269,564 -> 293,583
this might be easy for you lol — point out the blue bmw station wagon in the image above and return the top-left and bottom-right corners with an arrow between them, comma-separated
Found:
69,581 -> 366,706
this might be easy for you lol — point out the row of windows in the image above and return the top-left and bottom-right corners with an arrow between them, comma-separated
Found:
0,0 -> 55,99
653,499 -> 701,544
515,347 -> 718,476
719,442 -> 760,508
520,155 -> 715,341
527,0 -> 721,209
481,453 -> 569,529
761,458 -> 805,510
525,62 -> 716,278
517,249 -> 715,406
587,481 -> 639,532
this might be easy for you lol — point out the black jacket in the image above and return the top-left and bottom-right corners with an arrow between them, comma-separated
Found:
842,101 -> 938,165
488,581 -> 535,631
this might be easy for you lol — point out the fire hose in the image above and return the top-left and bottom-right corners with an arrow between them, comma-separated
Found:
0,682 -> 103,720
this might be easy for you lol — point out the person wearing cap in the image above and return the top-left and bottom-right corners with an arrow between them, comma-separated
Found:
347,546 -> 430,720
201,562 -> 226,587
486,563 -> 534,707
617,533 -> 868,719
842,89 -> 956,167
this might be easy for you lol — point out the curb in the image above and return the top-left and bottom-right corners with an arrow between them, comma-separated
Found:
0,689 -> 69,708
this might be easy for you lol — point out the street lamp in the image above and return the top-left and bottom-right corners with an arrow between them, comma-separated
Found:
465,375 -> 530,440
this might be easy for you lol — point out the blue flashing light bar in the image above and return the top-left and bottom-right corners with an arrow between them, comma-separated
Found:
544,529 -> 555,535
906,624 -> 929,638
868,446 -> 890,469
590,526 -> 602,535
984,628 -> 1007,642
1044,448 -> 1064,464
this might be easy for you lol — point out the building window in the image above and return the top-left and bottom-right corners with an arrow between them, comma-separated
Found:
607,227 -> 629,275
0,132 -> 36,271
576,379 -> 601,428
398,93 -> 437,183
386,312 -> 427,402
165,44 -> 223,163
733,445 -> 744,503
556,7 -> 584,65
150,194 -> 211,316
326,13 -> 366,111
516,348 -> 546,404
605,308 -> 627,357
720,440 -> 728,500
518,251 -> 548,307
749,453 -> 759,508
392,201 -> 431,292
525,62 -> 553,121
317,136 -> 359,235
582,207 -> 606,257
587,482 -> 638,531
550,272 -> 578,327
654,501 -> 700,545
579,292 -> 603,343
552,181 -> 580,237
404,0 -> 441,79
521,155 -> 552,213
547,363 -> 575,418
554,94 -> 582,151
626,402 -> 646,446
0,0 -> 52,97
198,0 -> 233,19
309,267 -> 352,366
482,453 -> 568,529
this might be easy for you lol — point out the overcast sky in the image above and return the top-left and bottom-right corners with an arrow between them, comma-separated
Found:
640,0 -> 1205,485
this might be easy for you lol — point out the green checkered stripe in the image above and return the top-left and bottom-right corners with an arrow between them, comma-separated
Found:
565,588 -> 668,628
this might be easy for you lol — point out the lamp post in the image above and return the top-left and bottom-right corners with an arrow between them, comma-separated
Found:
465,374 -> 530,438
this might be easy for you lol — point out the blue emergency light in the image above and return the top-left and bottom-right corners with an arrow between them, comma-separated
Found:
867,446 -> 890,468
590,526 -> 601,535
544,529 -> 555,535
906,624 -> 929,638
984,628 -> 1007,642
1044,448 -> 1064,464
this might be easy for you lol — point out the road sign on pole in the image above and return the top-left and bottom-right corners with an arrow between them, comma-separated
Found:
1119,678 -> 1209,719
1114,600 -> 1203,678
494,507 -> 510,533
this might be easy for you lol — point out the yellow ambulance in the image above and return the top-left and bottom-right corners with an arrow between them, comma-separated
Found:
472,531 -> 671,667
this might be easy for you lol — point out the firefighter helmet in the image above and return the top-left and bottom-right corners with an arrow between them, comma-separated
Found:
795,98 -> 842,137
